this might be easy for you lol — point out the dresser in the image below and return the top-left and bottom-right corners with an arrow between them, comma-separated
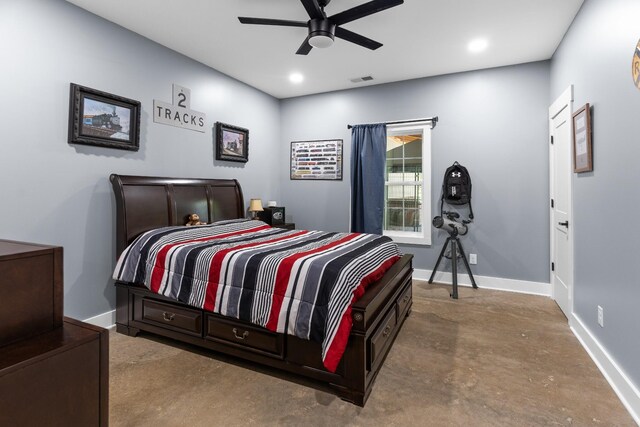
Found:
0,240 -> 63,346
0,240 -> 109,426
0,318 -> 109,426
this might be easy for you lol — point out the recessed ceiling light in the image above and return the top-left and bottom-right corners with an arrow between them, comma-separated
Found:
289,72 -> 304,84
468,38 -> 488,53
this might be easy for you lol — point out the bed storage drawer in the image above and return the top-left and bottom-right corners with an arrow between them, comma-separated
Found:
368,306 -> 397,370
206,316 -> 284,358
397,283 -> 412,318
137,298 -> 203,336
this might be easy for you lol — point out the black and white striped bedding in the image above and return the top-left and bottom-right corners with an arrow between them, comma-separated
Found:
113,219 -> 401,372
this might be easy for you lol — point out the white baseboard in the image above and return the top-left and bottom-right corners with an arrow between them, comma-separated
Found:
413,268 -> 551,296
570,314 -> 640,425
83,309 -> 116,330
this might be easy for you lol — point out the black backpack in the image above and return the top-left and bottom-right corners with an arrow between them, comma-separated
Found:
440,161 -> 474,220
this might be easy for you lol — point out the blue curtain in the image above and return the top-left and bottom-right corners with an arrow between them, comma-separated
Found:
350,124 -> 386,234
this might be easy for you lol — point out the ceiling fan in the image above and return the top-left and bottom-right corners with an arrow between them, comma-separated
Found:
238,0 -> 404,55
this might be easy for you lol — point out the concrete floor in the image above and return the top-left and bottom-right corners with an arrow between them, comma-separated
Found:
109,281 -> 634,426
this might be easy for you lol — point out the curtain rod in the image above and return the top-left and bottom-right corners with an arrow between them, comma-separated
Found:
347,116 -> 438,130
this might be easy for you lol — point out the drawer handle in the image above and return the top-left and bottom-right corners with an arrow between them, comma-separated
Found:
162,312 -> 175,322
233,328 -> 249,340
403,295 -> 410,303
382,325 -> 392,338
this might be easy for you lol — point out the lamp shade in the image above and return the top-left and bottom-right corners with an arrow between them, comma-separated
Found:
249,198 -> 263,212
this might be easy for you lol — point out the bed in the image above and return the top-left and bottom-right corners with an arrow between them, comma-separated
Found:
110,174 -> 413,406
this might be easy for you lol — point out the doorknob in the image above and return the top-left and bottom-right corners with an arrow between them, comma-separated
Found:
558,221 -> 569,228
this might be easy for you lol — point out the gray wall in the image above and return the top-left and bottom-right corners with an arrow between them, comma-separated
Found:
7,1 -> 636,395
0,0 -> 281,320
280,62 -> 551,283
550,0 -> 640,387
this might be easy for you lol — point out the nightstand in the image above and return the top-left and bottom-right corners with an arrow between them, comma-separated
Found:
274,223 -> 295,230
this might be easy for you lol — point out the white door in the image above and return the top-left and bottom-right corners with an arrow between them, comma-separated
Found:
549,86 -> 574,319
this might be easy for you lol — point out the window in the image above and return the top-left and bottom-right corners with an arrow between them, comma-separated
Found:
383,122 -> 431,245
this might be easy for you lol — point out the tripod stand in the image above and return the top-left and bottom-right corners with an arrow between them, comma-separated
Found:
428,227 -> 478,299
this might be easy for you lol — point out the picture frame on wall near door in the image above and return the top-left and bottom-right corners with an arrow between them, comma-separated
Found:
572,103 -> 592,173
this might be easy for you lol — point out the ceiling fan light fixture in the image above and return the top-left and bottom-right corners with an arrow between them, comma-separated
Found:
309,34 -> 334,48
308,19 -> 336,49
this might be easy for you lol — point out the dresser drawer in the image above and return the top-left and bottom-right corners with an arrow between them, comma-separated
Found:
397,283 -> 412,318
137,298 -> 203,336
368,305 -> 397,370
206,316 -> 284,357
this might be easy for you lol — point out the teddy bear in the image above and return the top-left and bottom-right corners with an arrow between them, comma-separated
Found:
185,213 -> 207,226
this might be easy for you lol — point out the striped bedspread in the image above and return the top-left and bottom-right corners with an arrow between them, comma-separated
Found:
113,219 -> 401,372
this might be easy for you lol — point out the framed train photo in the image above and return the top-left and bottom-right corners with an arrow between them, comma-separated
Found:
68,83 -> 141,151
290,139 -> 343,180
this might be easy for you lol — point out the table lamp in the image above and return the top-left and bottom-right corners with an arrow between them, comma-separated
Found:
249,198 -> 263,220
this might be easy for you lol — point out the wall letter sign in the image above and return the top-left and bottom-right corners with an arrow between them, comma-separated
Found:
153,84 -> 206,133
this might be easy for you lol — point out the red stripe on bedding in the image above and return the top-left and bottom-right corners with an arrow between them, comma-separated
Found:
202,230 -> 310,311
323,254 -> 400,373
265,233 -> 362,331
149,224 -> 271,293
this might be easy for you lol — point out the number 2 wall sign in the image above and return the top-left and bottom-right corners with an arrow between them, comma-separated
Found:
153,84 -> 206,132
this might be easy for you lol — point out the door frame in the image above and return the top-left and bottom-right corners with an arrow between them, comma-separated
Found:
548,85 -> 574,316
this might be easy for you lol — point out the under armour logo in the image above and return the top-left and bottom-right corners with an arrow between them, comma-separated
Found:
452,172 -> 461,177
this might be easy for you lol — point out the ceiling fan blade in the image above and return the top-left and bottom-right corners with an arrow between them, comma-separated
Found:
329,0 -> 403,26
238,17 -> 308,28
335,27 -> 382,50
300,0 -> 324,20
296,36 -> 313,55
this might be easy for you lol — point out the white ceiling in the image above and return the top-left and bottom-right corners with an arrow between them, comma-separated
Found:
65,0 -> 584,99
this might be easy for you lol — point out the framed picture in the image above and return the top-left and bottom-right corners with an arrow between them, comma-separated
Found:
290,139 -> 343,180
215,122 -> 249,163
68,83 -> 141,151
572,103 -> 592,173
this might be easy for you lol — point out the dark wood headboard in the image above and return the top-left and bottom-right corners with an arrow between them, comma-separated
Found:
110,174 -> 245,256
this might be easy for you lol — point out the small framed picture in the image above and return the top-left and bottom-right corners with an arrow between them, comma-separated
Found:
215,122 -> 249,163
68,83 -> 141,151
572,103 -> 592,173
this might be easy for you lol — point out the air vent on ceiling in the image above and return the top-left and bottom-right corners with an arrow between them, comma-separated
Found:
350,76 -> 374,83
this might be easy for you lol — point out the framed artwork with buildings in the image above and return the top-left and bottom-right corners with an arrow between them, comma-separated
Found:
215,122 -> 249,163
68,83 -> 141,151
